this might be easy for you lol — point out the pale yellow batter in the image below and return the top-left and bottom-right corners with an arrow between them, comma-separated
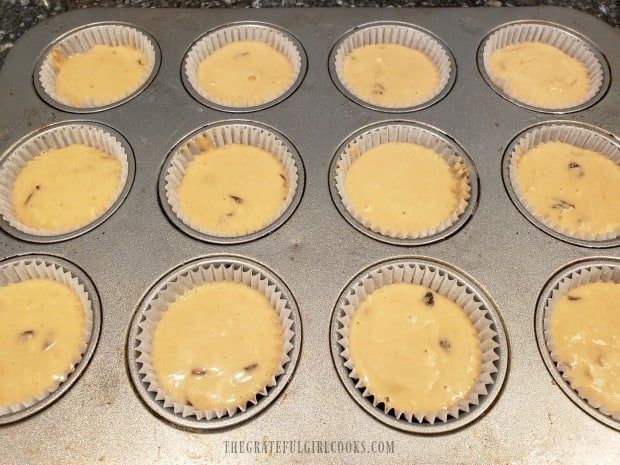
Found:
198,41 -> 293,105
52,44 -> 149,107
342,44 -> 440,107
344,142 -> 465,233
488,42 -> 589,108
177,141 -> 288,236
11,144 -> 122,232
0,279 -> 85,406
515,141 -> 620,236
550,282 -> 620,412
152,281 -> 283,411
349,283 -> 481,413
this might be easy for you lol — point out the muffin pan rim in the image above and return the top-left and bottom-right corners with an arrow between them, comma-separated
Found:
181,21 -> 309,113
32,20 -> 162,114
329,255 -> 509,434
501,119 -> 620,249
327,20 -> 458,113
125,254 -> 303,431
328,119 -> 480,246
476,19 -> 612,115
0,253 -> 102,426
0,120 -> 137,244
534,256 -> 620,431
157,119 -> 306,244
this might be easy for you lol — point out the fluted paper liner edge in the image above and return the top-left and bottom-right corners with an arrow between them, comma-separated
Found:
164,124 -> 299,238
336,262 -> 500,424
0,258 -> 94,416
0,124 -> 130,237
38,24 -> 157,109
335,123 -> 471,239
482,22 -> 604,110
542,263 -> 620,421
134,261 -> 296,421
508,123 -> 620,242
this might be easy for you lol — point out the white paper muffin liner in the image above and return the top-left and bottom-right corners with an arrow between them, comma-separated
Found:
481,22 -> 604,110
335,261 -> 500,424
133,261 -> 296,421
542,263 -> 620,421
164,124 -> 299,238
37,23 -> 157,109
333,23 -> 453,109
0,124 -> 130,237
183,24 -> 303,109
0,258 -> 94,416
507,123 -> 620,242
334,123 -> 471,240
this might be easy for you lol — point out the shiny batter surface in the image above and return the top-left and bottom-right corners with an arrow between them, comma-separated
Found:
53,44 -> 148,106
152,282 -> 283,411
515,141 -> 620,236
0,279 -> 85,406
488,42 -> 589,108
198,41 -> 293,105
349,283 -> 481,413
11,144 -> 122,232
178,142 -> 288,236
551,282 -> 620,412
342,44 -> 440,107
344,142 -> 463,233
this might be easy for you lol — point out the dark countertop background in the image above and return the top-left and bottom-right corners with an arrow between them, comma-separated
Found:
0,0 -> 618,68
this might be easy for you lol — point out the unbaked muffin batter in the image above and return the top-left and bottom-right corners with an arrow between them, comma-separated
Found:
344,142 -> 465,233
515,141 -> 620,236
152,281 -> 283,411
177,142 -> 288,236
53,44 -> 148,106
349,283 -> 481,413
11,144 -> 122,232
488,42 -> 589,108
550,282 -> 620,412
197,41 -> 293,105
342,44 -> 440,107
0,279 -> 85,406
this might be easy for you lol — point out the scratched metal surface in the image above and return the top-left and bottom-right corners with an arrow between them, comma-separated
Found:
0,7 -> 618,464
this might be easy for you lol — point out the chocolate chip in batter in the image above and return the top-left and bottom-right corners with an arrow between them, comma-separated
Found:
423,291 -> 434,306
568,161 -> 584,176
191,368 -> 207,376
567,295 -> 581,301
186,398 -> 194,407
234,51 -> 250,58
439,339 -> 451,352
551,199 -> 575,210
19,330 -> 34,340
24,185 -> 41,205
229,195 -> 244,204
244,363 -> 258,372
137,59 -> 144,66
371,82 -> 385,96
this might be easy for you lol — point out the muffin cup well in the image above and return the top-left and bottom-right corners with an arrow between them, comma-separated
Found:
0,254 -> 101,425
182,22 -> 306,112
329,22 -> 456,112
35,22 -> 160,112
160,121 -> 304,244
503,121 -> 620,248
330,257 -> 508,433
127,256 -> 301,431
536,258 -> 620,430
478,21 -> 609,113
329,121 -> 477,246
0,122 -> 134,243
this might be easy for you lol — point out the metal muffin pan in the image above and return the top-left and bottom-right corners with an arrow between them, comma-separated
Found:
0,6 -> 618,465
